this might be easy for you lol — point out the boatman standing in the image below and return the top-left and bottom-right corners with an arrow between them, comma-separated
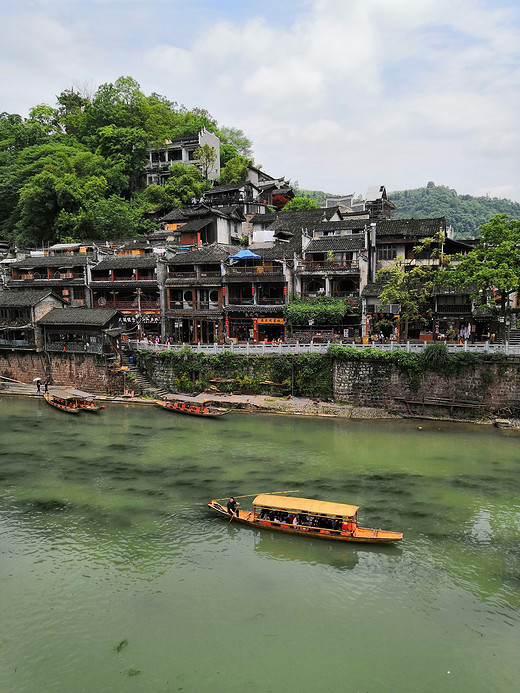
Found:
227,497 -> 239,518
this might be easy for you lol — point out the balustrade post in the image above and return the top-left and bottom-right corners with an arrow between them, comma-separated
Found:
505,341 -> 510,355
464,340 -> 468,352
246,342 -> 249,355
406,340 -> 410,353
484,340 -> 489,353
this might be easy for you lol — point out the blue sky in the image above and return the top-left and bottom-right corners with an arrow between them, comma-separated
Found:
2,0 -> 519,201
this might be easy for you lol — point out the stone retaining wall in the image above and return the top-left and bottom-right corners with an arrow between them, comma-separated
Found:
333,359 -> 520,416
0,351 -> 123,394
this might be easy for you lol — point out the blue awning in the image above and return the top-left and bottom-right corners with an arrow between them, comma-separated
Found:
229,249 -> 261,260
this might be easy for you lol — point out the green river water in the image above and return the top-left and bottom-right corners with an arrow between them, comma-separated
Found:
0,398 -> 519,693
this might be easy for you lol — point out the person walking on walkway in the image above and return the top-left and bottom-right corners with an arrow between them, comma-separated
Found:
36,380 -> 41,394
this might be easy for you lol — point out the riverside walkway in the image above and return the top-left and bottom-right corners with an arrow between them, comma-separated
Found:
130,340 -> 520,356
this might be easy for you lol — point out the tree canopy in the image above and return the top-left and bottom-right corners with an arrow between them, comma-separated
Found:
438,214 -> 520,338
0,77 -> 254,247
280,196 -> 319,212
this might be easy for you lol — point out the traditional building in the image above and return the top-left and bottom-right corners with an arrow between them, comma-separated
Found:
145,129 -> 221,186
37,308 -> 123,355
90,256 -> 161,339
7,256 -> 90,307
0,289 -> 66,351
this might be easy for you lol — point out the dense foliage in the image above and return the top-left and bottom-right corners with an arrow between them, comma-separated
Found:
0,76 -> 253,248
140,348 -> 332,398
284,296 -> 357,326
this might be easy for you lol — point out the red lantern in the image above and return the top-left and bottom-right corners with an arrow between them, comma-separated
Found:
283,286 -> 287,295
225,316 -> 229,325
222,286 -> 226,296
252,286 -> 255,295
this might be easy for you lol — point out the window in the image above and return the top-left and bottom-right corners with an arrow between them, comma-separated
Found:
377,244 -> 397,261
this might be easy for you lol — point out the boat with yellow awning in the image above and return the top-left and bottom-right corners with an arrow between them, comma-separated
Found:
208,494 -> 402,543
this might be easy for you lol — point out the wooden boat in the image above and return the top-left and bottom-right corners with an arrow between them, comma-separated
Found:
43,389 -> 105,414
208,494 -> 403,543
44,392 -> 81,414
156,399 -> 229,418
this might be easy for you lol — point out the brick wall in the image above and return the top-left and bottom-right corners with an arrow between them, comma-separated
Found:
0,351 -> 123,394
333,359 -> 520,416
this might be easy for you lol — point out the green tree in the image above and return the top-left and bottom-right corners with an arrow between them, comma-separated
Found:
193,143 -> 217,180
219,155 -> 251,185
219,126 -> 253,158
439,214 -> 520,340
280,197 -> 319,212
376,234 -> 445,341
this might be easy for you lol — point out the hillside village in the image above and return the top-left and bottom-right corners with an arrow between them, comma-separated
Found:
1,125 -> 517,357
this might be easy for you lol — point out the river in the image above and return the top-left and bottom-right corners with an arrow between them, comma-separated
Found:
0,398 -> 519,692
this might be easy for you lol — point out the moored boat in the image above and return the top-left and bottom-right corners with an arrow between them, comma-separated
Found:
43,388 -> 105,414
44,391 -> 81,414
208,493 -> 403,543
156,399 -> 229,418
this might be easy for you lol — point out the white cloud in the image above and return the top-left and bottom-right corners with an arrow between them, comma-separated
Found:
0,0 -> 519,201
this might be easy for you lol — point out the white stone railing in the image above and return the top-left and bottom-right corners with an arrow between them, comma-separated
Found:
128,340 -> 520,356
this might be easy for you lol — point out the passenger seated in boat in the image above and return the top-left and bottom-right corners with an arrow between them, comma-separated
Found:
292,515 -> 298,527
332,517 -> 342,531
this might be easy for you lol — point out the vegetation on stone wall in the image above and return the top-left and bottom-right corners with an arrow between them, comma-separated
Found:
328,343 -> 508,391
139,347 -> 333,398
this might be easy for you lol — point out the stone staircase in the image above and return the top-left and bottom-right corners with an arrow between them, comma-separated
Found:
121,353 -> 169,399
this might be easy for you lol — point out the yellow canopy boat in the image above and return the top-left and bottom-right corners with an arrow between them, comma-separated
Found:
208,493 -> 403,543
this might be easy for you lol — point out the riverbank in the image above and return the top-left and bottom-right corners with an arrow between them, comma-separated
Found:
3,380 -> 518,426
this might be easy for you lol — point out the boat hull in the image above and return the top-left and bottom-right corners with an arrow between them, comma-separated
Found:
44,393 -> 81,414
156,400 -> 228,418
208,501 -> 402,543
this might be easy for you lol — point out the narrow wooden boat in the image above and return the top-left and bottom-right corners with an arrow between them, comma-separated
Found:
208,494 -> 403,543
43,390 -> 105,414
156,399 -> 229,418
44,392 -> 81,414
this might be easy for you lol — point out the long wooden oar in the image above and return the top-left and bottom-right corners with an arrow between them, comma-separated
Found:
214,489 -> 300,503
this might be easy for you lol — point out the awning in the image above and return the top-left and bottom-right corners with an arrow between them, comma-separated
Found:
253,494 -> 358,518
229,249 -> 261,260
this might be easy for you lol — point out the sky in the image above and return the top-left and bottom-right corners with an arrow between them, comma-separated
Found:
1,0 -> 520,201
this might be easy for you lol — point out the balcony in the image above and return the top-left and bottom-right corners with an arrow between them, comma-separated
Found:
45,342 -> 104,354
0,338 -> 35,349
91,274 -> 156,283
11,271 -> 85,282
168,301 -> 221,311
436,304 -> 472,314
226,265 -> 283,275
93,299 -> 160,310
226,298 -> 255,305
166,271 -> 197,279
297,261 -> 359,273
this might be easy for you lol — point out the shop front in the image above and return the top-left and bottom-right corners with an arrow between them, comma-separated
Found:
255,317 -> 285,342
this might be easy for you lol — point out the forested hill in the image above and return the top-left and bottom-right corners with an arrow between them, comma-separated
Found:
0,76 -> 252,249
390,184 -> 520,238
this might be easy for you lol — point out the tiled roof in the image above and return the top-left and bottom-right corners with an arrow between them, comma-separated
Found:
37,308 -> 120,326
305,236 -> 366,253
361,282 -> 387,297
0,289 -> 64,308
93,257 -> 157,270
168,244 -> 235,264
11,256 -> 88,268
376,217 -> 446,238
251,207 -> 341,234
314,220 -> 367,231
178,218 -> 212,232
204,183 -> 245,194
